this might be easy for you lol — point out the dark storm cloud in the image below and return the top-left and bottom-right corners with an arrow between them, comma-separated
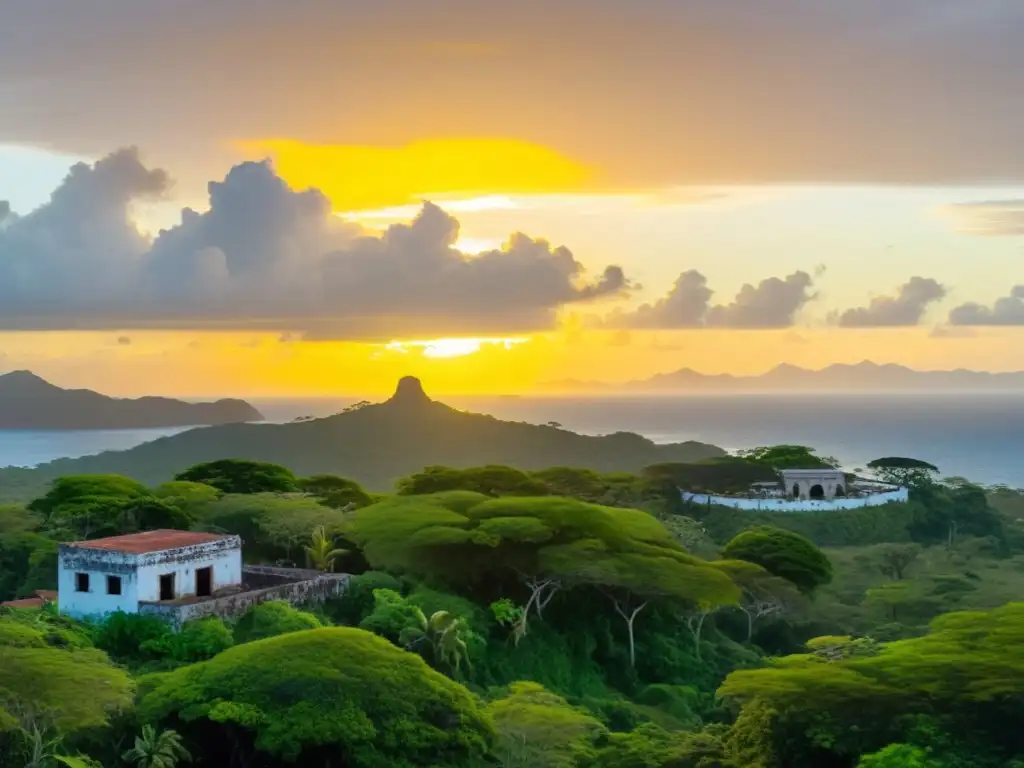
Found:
948,286 -> 1024,326
833,277 -> 947,328
606,270 -> 815,330
2,1 -> 1024,188
0,150 -> 630,338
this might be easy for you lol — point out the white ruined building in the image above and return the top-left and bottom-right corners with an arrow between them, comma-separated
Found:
58,530 -> 243,619
680,468 -> 909,512
779,469 -> 848,500
56,528 -> 350,628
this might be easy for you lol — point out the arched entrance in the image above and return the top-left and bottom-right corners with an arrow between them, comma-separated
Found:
792,484 -> 801,498
809,484 -> 825,500
834,485 -> 846,497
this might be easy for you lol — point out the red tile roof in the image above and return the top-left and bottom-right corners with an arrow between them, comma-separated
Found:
67,529 -> 233,554
1,591 -> 57,608
1,597 -> 45,608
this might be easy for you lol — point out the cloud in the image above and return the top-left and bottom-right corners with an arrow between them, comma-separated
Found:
833,277 -> 946,327
4,2 -> 1024,188
948,286 -> 1024,326
611,271 -> 712,329
705,272 -> 815,329
605,270 -> 815,330
944,200 -> 1024,236
0,150 -> 630,339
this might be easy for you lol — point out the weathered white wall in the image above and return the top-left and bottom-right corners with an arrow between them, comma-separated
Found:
680,488 -> 909,512
58,537 -> 242,620
134,546 -> 242,603
57,551 -> 140,619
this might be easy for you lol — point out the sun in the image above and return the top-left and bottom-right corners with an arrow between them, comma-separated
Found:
383,337 -> 525,359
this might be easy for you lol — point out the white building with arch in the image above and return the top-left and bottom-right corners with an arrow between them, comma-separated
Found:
780,469 -> 847,500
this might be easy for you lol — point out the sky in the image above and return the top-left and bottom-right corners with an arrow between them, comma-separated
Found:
2,0 -> 1024,396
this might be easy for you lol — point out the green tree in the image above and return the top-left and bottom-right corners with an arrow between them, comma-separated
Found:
738,445 -> 840,470
122,725 -> 191,768
140,617 -> 233,664
28,475 -> 149,520
876,543 -> 921,581
192,493 -> 349,564
297,474 -> 372,509
359,588 -> 424,643
0,618 -> 134,746
399,605 -> 474,677
174,459 -> 298,494
232,600 -> 324,644
867,457 -> 939,489
719,603 -> 1024,763
93,612 -> 174,665
857,743 -> 939,767
714,559 -> 803,642
347,493 -> 739,654
396,465 -> 550,497
583,722 -> 737,768
304,524 -> 347,572
486,682 -> 604,767
150,481 -> 221,508
138,627 -> 493,765
722,526 -> 833,594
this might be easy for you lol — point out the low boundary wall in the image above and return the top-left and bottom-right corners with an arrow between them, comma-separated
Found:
680,487 -> 908,512
140,566 -> 349,629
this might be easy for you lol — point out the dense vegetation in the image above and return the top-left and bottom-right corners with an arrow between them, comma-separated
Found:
2,448 -> 1024,767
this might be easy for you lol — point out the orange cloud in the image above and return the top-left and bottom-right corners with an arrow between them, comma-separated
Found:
235,138 -> 598,212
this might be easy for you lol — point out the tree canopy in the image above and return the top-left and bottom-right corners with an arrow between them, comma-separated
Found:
867,457 -> 940,488
0,613 -> 134,739
175,459 -> 298,494
138,626 -> 493,766
718,602 -> 1024,763
346,493 -> 740,608
297,474 -> 372,509
738,445 -> 840,470
721,526 -> 833,594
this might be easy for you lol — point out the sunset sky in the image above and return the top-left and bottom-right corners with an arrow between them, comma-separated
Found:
2,1 -> 1024,396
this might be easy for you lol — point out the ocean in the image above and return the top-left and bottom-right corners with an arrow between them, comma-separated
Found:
0,393 -> 1021,487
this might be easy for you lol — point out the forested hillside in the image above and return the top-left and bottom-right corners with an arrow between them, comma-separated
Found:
0,378 -> 724,502
3,452 -> 1023,767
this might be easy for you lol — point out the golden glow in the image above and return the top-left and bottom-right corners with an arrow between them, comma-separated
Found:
235,138 -> 596,212
5,327 -> 1024,399
383,336 -> 527,359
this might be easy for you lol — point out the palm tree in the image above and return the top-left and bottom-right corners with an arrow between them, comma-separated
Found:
122,725 -> 191,768
304,525 -> 348,572
400,608 -> 473,676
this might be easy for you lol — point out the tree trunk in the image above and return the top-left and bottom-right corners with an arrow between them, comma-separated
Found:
611,596 -> 648,668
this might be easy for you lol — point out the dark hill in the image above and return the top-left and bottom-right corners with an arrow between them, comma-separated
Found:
0,370 -> 264,429
8,376 -> 725,494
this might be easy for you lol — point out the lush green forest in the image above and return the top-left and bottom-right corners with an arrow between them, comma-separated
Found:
3,451 -> 1024,767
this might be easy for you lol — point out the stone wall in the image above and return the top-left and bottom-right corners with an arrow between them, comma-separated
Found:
139,569 -> 349,629
680,487 -> 909,512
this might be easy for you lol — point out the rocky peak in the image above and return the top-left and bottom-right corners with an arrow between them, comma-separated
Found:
387,376 -> 432,406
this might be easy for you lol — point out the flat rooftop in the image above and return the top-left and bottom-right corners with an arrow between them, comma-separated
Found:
66,529 -> 234,555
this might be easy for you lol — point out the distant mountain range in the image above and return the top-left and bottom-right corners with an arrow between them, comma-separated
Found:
0,370 -> 264,430
0,376 -> 725,498
541,362 -> 1024,393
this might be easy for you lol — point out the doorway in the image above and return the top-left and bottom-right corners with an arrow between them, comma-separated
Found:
159,573 -> 176,601
196,567 -> 213,598
809,484 -> 825,500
